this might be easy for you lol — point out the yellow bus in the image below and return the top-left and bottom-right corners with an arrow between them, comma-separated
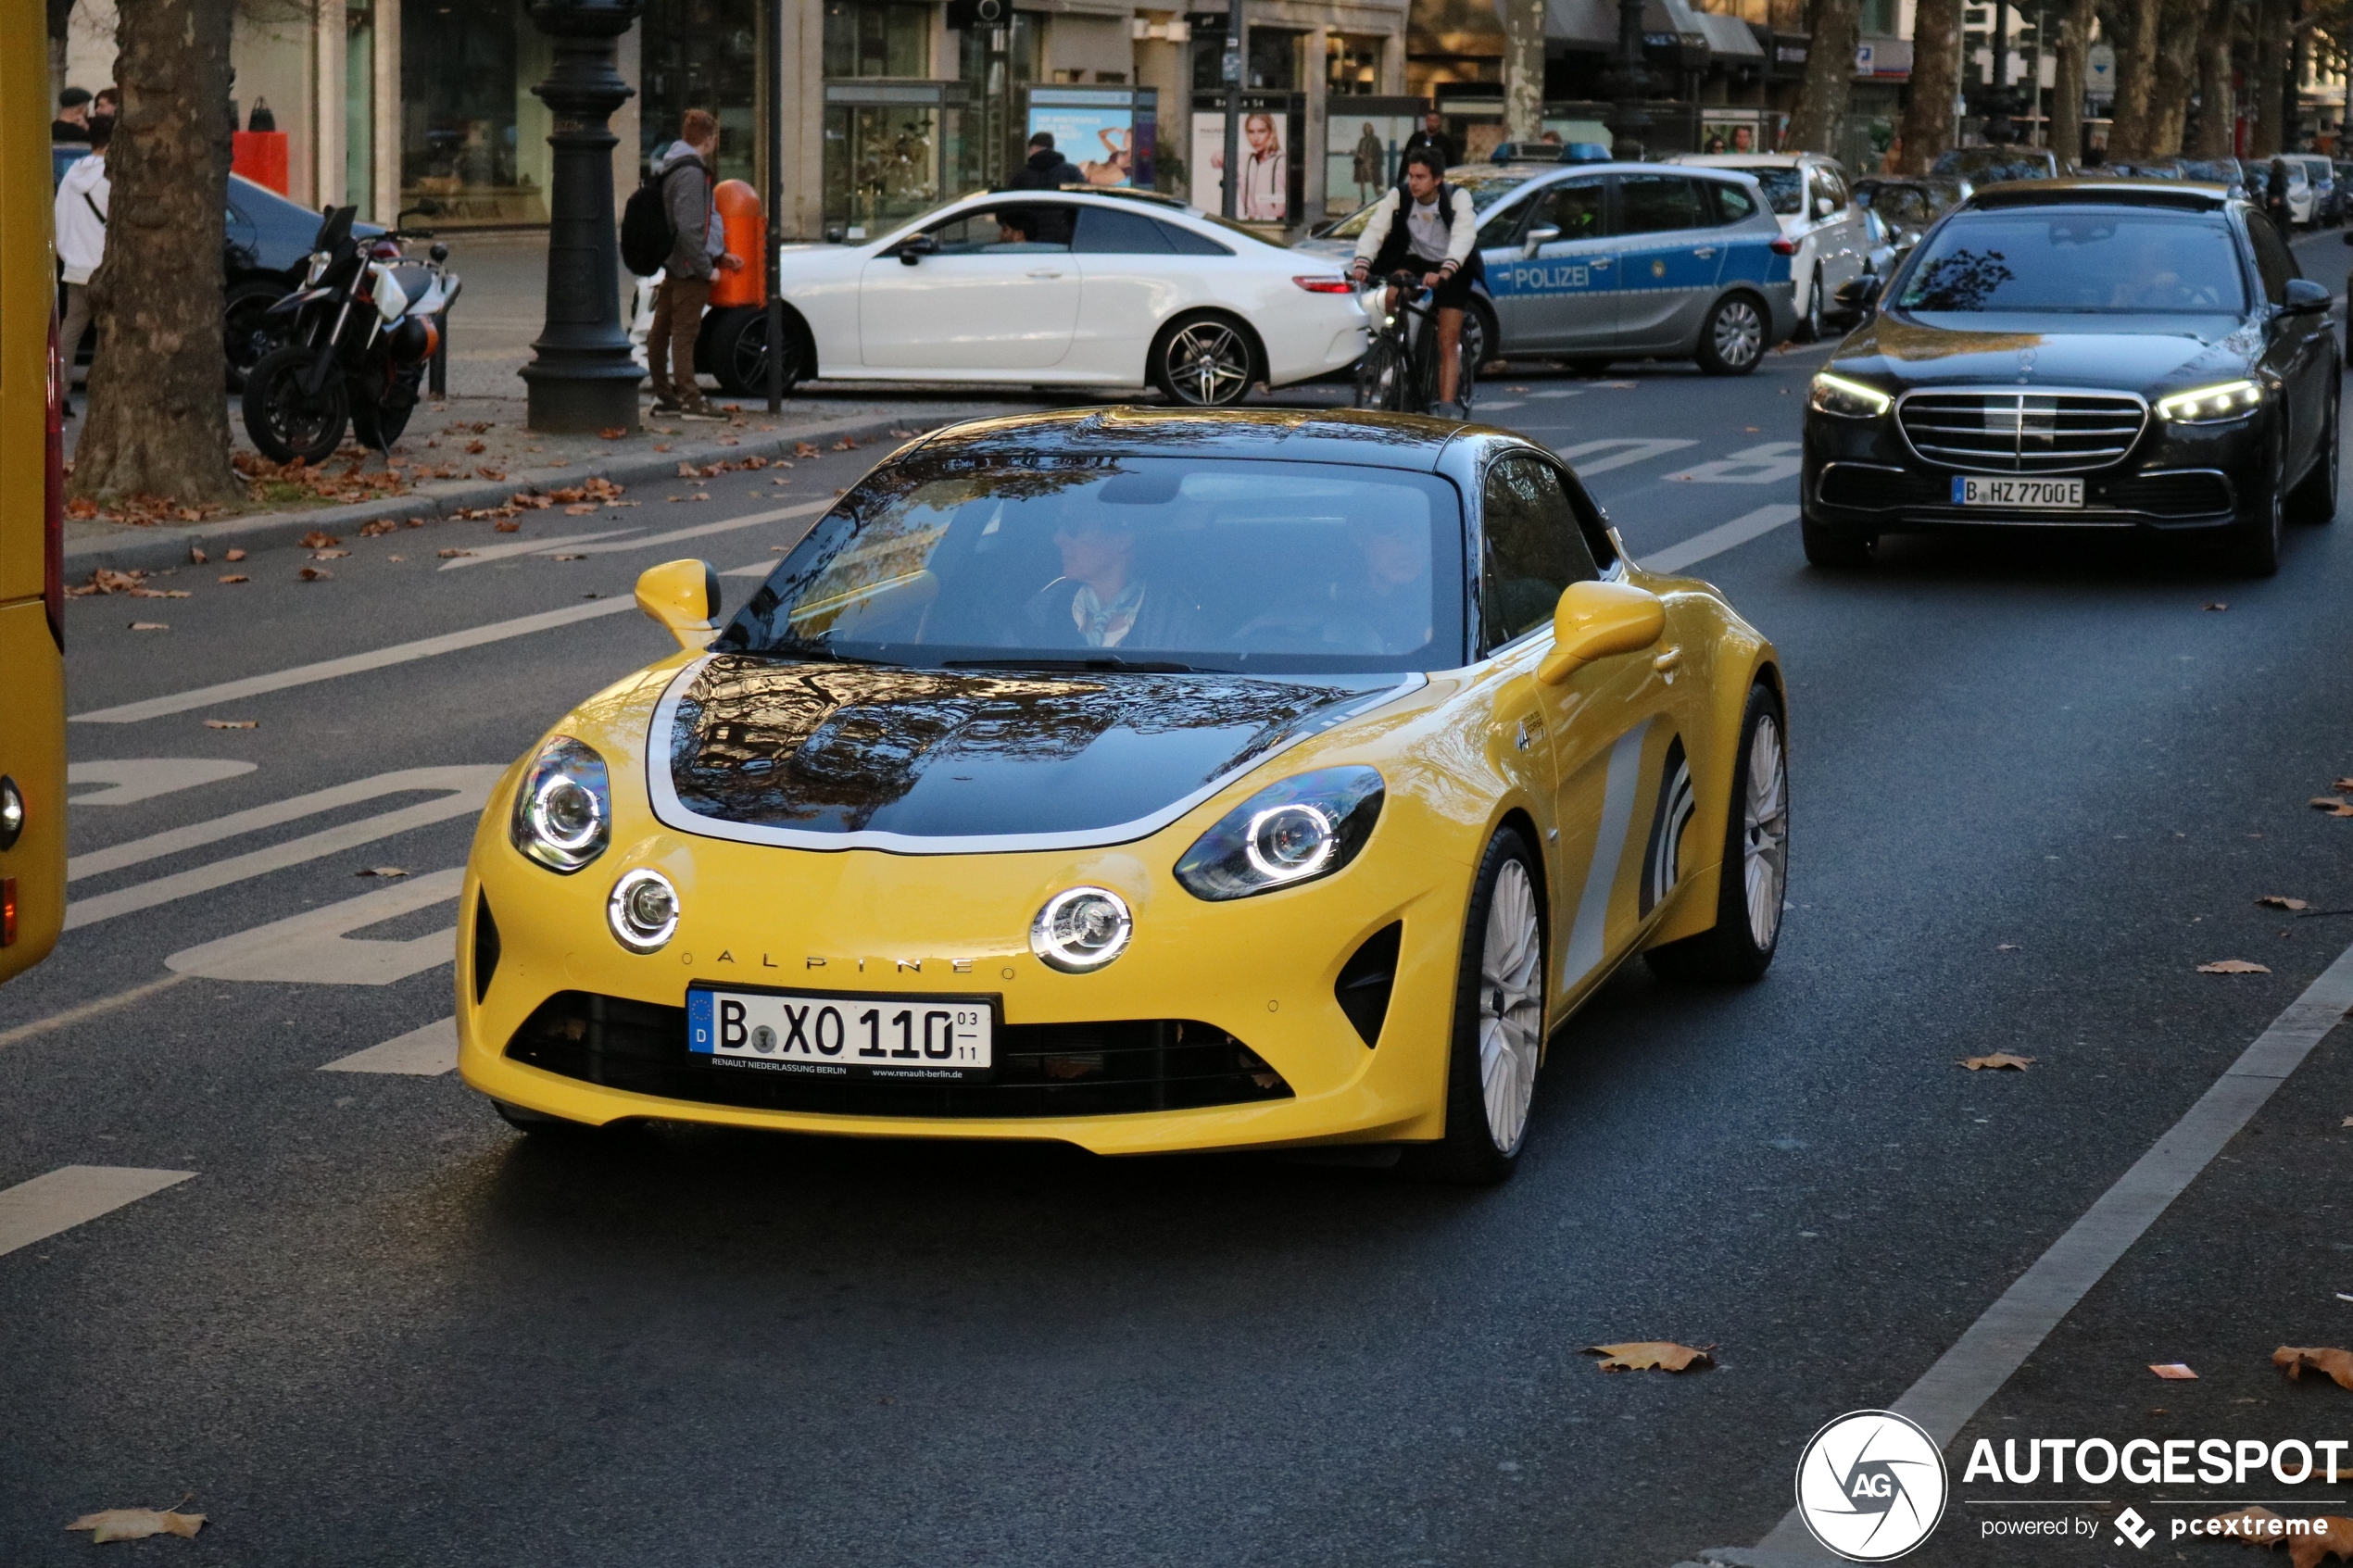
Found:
1,0 -> 69,984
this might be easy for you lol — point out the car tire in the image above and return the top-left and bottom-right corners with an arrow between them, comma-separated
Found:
1800,510 -> 1874,568
2287,381 -> 2340,524
1644,684 -> 1789,985
701,304 -> 809,398
351,393 -> 414,452
1402,827 -> 1546,1186
222,278 -> 285,395
1151,312 -> 1257,408
240,344 -> 348,467
2225,445 -> 2286,576
1465,298 -> 1499,379
1695,292 -> 1767,376
1800,265 -> 1826,343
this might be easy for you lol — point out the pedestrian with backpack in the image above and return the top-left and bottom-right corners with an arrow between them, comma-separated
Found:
54,114 -> 111,418
629,108 -> 741,420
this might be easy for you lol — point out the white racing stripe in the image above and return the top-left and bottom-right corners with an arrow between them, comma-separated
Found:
165,867 -> 466,985
321,1017 -> 458,1074
0,1166 -> 195,1259
1642,505 -> 1801,575
1719,936 -> 2353,1566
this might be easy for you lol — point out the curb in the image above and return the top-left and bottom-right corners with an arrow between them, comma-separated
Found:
62,401 -> 1025,578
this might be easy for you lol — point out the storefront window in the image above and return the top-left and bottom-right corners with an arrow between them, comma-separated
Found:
824,0 -> 935,78
400,0 -> 547,226
1326,33 -> 1381,94
822,84 -> 980,239
640,0 -> 760,185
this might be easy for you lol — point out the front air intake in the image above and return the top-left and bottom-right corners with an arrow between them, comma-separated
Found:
1334,922 -> 1403,1047
472,890 -> 501,1004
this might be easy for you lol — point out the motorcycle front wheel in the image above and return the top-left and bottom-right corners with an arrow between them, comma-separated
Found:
242,345 -> 349,467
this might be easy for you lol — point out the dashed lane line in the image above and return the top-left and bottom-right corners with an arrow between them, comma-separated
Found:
436,526 -> 644,571
1553,438 -> 1699,475
0,973 -> 190,1052
321,1017 -> 458,1075
1642,505 -> 1802,575
69,767 -> 496,882
0,1167 -> 196,1259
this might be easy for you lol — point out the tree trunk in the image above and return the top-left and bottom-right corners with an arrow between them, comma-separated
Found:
1899,0 -> 1961,171
1788,0 -> 1862,153
48,0 -> 73,106
2190,0 -> 2238,157
2050,0 -> 2098,167
2105,0 -> 2163,160
1503,0 -> 1544,144
2148,0 -> 2208,153
2249,0 -> 2286,154
70,0 -> 240,508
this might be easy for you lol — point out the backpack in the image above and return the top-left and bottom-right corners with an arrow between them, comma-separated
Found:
621,164 -> 682,277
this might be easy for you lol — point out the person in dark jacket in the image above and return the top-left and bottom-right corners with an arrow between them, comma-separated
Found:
646,107 -> 741,420
1397,110 -> 1455,180
2266,157 -> 2294,232
1007,132 -> 1084,190
1022,513 -> 1200,650
51,86 -> 93,143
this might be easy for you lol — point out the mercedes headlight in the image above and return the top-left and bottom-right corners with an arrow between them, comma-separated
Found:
1174,767 -> 1385,901
510,735 -> 610,872
1807,371 -> 1893,419
2156,380 -> 2262,423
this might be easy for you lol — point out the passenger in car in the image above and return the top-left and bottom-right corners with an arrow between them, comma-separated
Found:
1323,511 -> 1434,655
1023,514 -> 1202,649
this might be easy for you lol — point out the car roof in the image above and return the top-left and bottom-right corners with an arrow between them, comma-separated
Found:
1461,159 -> 1764,186
1965,178 -> 2234,211
908,406 -> 1484,470
1672,153 -> 1807,169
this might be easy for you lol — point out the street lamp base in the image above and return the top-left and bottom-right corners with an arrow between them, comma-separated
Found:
520,362 -> 645,434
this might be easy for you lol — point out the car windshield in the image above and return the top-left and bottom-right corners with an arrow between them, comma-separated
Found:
1321,172 -> 1534,239
1708,164 -> 1802,214
718,457 -> 1467,674
2176,158 -> 2242,183
1893,209 -> 2246,314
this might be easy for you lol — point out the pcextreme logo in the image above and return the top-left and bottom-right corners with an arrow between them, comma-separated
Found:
1793,1410 -> 1951,1562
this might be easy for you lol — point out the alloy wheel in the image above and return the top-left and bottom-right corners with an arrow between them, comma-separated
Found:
1713,299 -> 1764,369
1164,320 -> 1251,407
1743,714 -> 1789,949
1478,858 -> 1544,1152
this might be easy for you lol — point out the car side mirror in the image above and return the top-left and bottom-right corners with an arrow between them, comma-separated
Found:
1814,196 -> 1835,220
636,558 -> 721,651
1522,223 -> 1562,257
2284,277 -> 2332,313
1833,273 -> 1882,312
1536,580 -> 1667,685
899,233 -> 937,266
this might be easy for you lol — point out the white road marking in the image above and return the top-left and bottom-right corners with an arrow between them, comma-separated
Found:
63,767 -> 498,932
1664,441 -> 1805,484
70,765 -> 496,882
321,1017 -> 458,1074
70,600 -> 639,723
1528,389 -> 1586,399
551,498 -> 831,557
67,759 -> 257,807
437,527 -> 643,570
1476,399 -> 1526,410
1730,935 -> 2353,1566
1642,505 -> 1802,575
0,973 -> 190,1051
165,867 -> 465,985
720,559 -> 776,578
1554,438 -> 1698,476
0,1166 -> 195,1259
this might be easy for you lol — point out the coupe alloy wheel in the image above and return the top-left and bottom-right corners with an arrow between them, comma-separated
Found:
1743,713 -> 1790,950
1478,858 -> 1544,1152
1162,320 -> 1252,407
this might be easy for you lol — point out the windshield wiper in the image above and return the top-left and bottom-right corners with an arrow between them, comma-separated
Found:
942,656 -> 1204,674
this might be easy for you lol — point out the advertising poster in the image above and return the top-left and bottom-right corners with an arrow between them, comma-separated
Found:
1191,108 -> 1289,221
1027,91 -> 1152,188
1324,113 -> 1417,213
1698,112 -> 1768,155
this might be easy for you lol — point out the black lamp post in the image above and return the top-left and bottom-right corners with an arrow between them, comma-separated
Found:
521,0 -> 646,434
1974,0 -> 2020,144
1604,0 -> 1654,160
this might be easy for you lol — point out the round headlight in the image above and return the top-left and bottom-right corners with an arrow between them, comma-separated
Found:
530,774 -> 603,854
1243,803 -> 1336,884
608,868 -> 680,953
1029,886 -> 1133,972
0,776 -> 22,850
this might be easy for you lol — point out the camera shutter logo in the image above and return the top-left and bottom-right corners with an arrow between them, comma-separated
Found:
1793,1410 -> 1949,1562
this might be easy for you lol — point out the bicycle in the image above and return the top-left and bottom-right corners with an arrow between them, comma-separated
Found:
1352,269 -> 1480,416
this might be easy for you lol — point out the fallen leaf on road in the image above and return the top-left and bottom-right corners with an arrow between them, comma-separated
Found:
465,440 -> 486,455
436,548 -> 473,558
298,530 -> 340,549
188,546 -> 208,564
2205,601 -> 2230,611
2312,798 -> 2353,818
359,519 -> 398,536
475,467 -> 506,482
1996,943 -> 2020,951
494,521 -> 521,533
297,566 -> 333,582
132,588 -> 192,598
550,553 -> 585,561
2151,1362 -> 2199,1379
2275,1346 -> 2353,1390
689,492 -> 710,501
66,1509 -> 205,1542
1584,1341 -> 1715,1373
598,427 -> 627,440
2291,1519 -> 2353,1568
128,621 -> 168,631
563,504 -> 597,515
217,574 -> 247,583
1961,1053 -> 2035,1071
69,568 -> 146,596
651,443 -> 672,452
2335,779 -> 2353,794
2343,1116 -> 2352,1128
2259,896 -> 2312,910
795,442 -> 820,458
385,556 -> 403,562
224,548 -> 246,561
356,866 -> 408,878
2200,960 -> 2273,973
310,548 -> 349,559
203,719 -> 257,730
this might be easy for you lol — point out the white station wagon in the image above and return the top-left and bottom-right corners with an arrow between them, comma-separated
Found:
738,188 -> 1369,408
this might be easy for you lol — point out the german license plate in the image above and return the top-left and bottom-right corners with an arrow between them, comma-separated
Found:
686,985 -> 994,1080
1951,476 -> 2083,508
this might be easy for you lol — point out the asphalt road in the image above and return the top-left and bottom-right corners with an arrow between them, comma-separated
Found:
6,232 -> 2353,1568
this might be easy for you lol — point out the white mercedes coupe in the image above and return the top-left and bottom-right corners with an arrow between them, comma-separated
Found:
738,189 -> 1370,408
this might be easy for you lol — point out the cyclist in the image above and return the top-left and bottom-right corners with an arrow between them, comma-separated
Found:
1347,146 -> 1483,419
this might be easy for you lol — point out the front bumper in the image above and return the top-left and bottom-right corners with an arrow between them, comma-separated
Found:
1801,406 -> 2265,536
457,801 -> 1472,1155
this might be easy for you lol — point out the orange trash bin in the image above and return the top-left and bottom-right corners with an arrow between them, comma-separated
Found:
709,180 -> 766,307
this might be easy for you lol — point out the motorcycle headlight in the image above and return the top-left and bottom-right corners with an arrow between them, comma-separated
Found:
2156,379 -> 2262,423
1174,766 -> 1385,901
510,735 -> 610,873
1807,371 -> 1893,419
305,250 -> 329,285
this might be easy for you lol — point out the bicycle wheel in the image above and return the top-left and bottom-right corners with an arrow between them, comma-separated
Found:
1353,332 -> 1413,411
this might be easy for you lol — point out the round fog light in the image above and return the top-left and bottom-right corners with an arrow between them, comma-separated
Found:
608,868 -> 680,953
0,776 -> 22,851
1029,885 -> 1133,972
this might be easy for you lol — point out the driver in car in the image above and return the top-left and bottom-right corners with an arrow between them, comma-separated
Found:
1023,514 -> 1201,650
1328,511 -> 1433,654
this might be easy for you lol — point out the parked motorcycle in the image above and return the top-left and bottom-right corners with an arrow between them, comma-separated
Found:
241,207 -> 459,464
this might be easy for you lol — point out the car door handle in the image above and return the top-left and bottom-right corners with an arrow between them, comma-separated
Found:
1590,257 -> 1612,268
1692,246 -> 1716,258
1653,646 -> 1682,673
1026,268 -> 1063,279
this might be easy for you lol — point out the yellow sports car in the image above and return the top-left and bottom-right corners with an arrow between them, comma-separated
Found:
459,408 -> 1787,1181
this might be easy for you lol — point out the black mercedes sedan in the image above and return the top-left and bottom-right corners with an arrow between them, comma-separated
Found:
1799,181 -> 2339,575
